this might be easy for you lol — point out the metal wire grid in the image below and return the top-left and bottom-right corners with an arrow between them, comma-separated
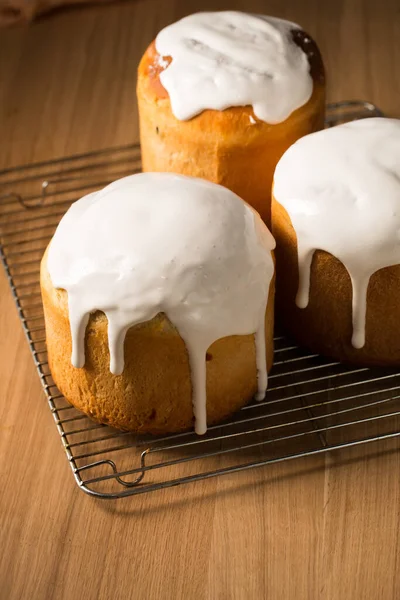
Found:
1,100 -> 396,499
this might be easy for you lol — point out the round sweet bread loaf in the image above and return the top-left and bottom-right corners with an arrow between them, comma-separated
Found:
137,11 -> 325,225
41,173 -> 275,434
272,117 -> 400,365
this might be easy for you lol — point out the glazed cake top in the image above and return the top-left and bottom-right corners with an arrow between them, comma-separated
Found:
155,11 -> 314,124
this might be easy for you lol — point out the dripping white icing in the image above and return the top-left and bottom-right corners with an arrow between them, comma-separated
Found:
155,11 -> 313,124
273,117 -> 400,349
47,173 -> 275,434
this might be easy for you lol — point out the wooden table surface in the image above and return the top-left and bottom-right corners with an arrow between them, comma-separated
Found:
1,1 -> 400,598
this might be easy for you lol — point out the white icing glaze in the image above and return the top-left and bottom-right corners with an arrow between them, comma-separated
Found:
47,173 -> 275,434
273,117 -> 400,349
155,11 -> 313,124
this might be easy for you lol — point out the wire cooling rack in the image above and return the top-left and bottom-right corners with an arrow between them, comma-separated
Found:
2,100 -> 397,499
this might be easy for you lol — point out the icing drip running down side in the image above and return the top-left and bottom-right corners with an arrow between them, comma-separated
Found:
273,117 -> 400,349
47,173 -> 275,435
155,11 -> 313,124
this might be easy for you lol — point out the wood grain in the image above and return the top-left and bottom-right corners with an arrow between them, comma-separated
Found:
1,1 -> 400,598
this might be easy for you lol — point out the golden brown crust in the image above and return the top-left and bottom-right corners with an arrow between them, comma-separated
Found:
272,194 -> 400,366
137,35 -> 325,226
41,247 -> 275,434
